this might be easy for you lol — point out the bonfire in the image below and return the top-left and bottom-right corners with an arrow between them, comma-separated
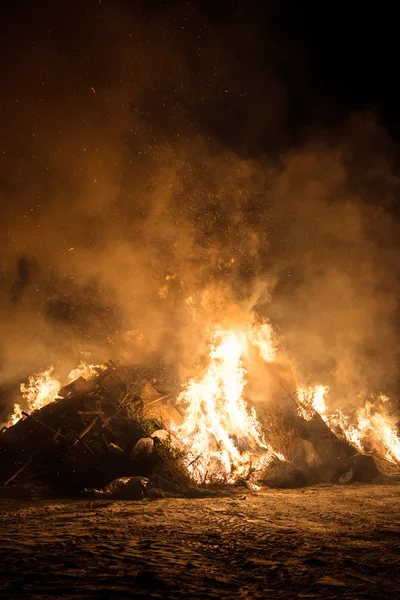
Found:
1,309 -> 399,496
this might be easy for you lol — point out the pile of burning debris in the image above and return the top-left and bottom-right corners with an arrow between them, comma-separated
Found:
0,361 -> 193,498
1,355 -> 398,499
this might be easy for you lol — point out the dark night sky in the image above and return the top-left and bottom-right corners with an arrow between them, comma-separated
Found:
1,1 -> 400,150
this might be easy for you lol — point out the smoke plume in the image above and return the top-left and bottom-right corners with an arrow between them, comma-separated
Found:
1,1 -> 399,418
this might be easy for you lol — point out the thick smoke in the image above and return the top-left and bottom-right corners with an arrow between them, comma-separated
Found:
0,2 -> 399,418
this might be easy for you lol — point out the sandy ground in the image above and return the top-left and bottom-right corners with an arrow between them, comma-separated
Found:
0,484 -> 399,599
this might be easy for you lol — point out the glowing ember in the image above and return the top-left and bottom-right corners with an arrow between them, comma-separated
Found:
176,326 -> 281,483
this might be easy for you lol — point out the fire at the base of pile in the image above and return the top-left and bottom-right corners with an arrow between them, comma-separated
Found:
1,318 -> 400,497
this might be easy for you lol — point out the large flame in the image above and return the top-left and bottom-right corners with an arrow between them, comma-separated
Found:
2,311 -> 400,478
176,324 -> 281,483
177,315 -> 400,481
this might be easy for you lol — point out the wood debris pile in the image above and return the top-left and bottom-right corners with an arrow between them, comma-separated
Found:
0,361 -> 185,495
0,360 -> 397,498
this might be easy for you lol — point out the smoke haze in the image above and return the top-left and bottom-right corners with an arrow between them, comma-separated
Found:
1,1 -> 400,417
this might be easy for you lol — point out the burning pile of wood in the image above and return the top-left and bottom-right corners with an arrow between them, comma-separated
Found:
0,359 -> 398,498
0,361 -> 189,496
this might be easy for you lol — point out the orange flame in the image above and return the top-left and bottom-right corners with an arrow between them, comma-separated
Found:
176,325 -> 282,483
20,366 -> 62,413
296,384 -> 329,420
297,385 -> 400,465
2,362 -> 104,429
5,366 -> 64,428
67,361 -> 105,382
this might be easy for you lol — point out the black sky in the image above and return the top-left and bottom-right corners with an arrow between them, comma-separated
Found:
1,1 -> 400,148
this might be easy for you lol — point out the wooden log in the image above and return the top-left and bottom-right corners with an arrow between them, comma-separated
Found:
69,429 -> 96,455
71,416 -> 99,448
4,456 -> 34,487
58,376 -> 96,398
141,394 -> 170,407
21,411 -> 78,463
21,411 -> 68,440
